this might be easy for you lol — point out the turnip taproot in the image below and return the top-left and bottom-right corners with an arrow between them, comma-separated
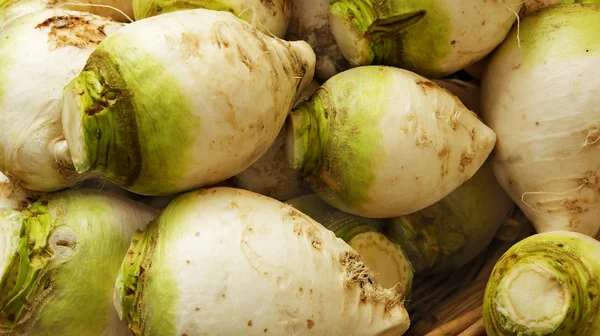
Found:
114,187 -> 410,336
286,66 -> 496,218
61,9 -> 316,196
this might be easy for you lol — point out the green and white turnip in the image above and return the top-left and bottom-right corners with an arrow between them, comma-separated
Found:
61,8 -> 316,196
286,66 -> 496,218
481,3 -> 600,237
483,231 -> 600,335
327,0 -> 523,78
113,187 -> 410,335
0,189 -> 157,335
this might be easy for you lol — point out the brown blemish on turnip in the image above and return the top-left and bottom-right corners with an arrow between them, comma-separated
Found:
36,15 -> 111,50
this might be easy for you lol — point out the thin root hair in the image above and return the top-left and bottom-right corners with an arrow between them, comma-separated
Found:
58,2 -> 134,22
521,184 -> 586,213
496,0 -> 522,48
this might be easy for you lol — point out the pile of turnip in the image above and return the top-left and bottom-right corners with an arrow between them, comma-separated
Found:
0,0 -> 599,335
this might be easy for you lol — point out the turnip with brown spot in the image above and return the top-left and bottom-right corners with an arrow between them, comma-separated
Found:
61,9 -> 316,196
286,66 -> 496,218
481,3 -> 600,237
0,9 -> 124,191
113,187 -> 411,336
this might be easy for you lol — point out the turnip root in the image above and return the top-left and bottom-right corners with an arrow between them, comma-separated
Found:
0,9 -> 124,191
481,3 -> 600,237
327,0 -> 523,78
113,187 -> 410,335
286,66 -> 496,218
285,0 -> 349,80
61,9 -> 316,196
132,0 -> 290,38
0,189 -> 157,335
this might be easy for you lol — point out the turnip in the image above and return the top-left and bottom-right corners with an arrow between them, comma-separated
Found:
285,66 -> 496,218
327,0 -> 523,78
230,81 -> 320,201
483,231 -> 600,335
285,0 -> 349,80
61,8 -> 316,196
0,189 -> 157,335
481,4 -> 600,237
0,9 -> 124,192
287,194 -> 414,297
132,0 -> 291,38
113,187 -> 410,335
